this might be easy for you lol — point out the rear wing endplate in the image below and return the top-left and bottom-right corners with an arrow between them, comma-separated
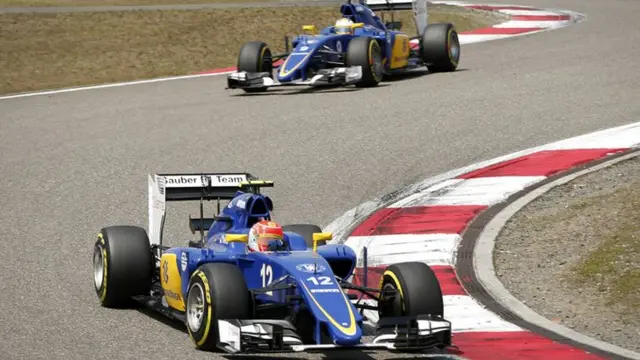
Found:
147,172 -> 273,248
361,0 -> 428,36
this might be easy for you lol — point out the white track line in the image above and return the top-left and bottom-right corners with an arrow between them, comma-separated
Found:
0,71 -> 235,101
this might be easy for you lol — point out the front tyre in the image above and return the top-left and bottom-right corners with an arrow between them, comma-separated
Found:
186,263 -> 252,351
377,262 -> 444,318
93,226 -> 154,308
237,40 -> 273,93
346,37 -> 383,87
421,23 -> 460,73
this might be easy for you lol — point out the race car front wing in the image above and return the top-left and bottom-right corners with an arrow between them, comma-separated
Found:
216,314 -> 452,354
226,66 -> 363,90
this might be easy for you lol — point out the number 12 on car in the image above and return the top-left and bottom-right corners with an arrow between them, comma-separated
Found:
306,275 -> 334,286
260,263 -> 273,296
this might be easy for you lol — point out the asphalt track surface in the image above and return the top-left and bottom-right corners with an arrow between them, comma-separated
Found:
1,0 -> 640,359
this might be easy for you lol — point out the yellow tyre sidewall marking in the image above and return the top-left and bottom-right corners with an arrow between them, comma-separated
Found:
382,270 -> 405,312
258,46 -> 267,72
188,270 -> 213,347
97,233 -> 108,302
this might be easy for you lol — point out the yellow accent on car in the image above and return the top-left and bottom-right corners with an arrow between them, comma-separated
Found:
299,280 -> 357,336
160,254 -> 186,311
312,232 -> 332,252
389,34 -> 410,69
302,25 -> 318,35
225,234 -> 249,243
239,180 -> 274,186
278,52 -> 314,78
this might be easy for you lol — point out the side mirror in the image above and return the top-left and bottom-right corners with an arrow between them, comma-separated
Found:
351,22 -> 365,29
302,25 -> 319,35
312,232 -> 332,252
225,234 -> 248,243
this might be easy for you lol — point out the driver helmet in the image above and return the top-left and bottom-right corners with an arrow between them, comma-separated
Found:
248,220 -> 284,252
335,18 -> 354,35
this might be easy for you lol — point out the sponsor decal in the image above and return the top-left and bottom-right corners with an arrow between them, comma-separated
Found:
165,289 -> 182,301
181,252 -> 188,272
310,288 -> 340,293
296,263 -> 327,273
336,41 -> 342,53
162,260 -> 169,283
212,174 -> 247,185
165,176 -> 198,186
163,174 -> 248,188
236,199 -> 246,209
299,46 -> 309,51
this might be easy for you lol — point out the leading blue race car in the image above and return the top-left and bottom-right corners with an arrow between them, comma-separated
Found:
92,172 -> 452,354
226,0 -> 460,92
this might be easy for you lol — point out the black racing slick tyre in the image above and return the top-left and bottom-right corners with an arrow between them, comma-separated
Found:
377,262 -> 444,319
346,36 -> 383,87
185,263 -> 252,351
421,22 -> 460,73
237,40 -> 273,93
93,226 -> 154,308
282,224 -> 324,249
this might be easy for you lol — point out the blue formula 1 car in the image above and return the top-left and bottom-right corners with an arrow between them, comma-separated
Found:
226,0 -> 460,92
92,172 -> 452,354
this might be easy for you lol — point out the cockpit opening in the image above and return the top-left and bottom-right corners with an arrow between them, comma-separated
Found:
247,197 -> 272,227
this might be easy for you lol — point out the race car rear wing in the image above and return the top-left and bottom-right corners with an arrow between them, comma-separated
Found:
147,172 -> 274,248
362,0 -> 428,37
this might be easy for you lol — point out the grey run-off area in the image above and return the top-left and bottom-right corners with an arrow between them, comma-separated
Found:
494,155 -> 640,354
1,0 -> 640,359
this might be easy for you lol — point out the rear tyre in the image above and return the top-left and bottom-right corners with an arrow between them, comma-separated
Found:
282,224 -> 324,249
237,41 -> 273,93
421,23 -> 460,73
377,262 -> 444,318
186,263 -> 252,351
93,226 -> 154,308
345,37 -> 383,87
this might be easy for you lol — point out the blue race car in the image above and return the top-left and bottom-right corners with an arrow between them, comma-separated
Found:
92,172 -> 451,354
226,0 -> 460,92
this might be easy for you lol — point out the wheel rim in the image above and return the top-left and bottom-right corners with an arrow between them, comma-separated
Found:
449,31 -> 460,63
187,283 -> 206,333
379,282 -> 402,316
262,49 -> 272,74
371,44 -> 383,79
93,248 -> 104,291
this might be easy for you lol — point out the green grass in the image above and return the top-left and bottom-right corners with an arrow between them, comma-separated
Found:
0,4 -> 503,94
571,178 -> 640,310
